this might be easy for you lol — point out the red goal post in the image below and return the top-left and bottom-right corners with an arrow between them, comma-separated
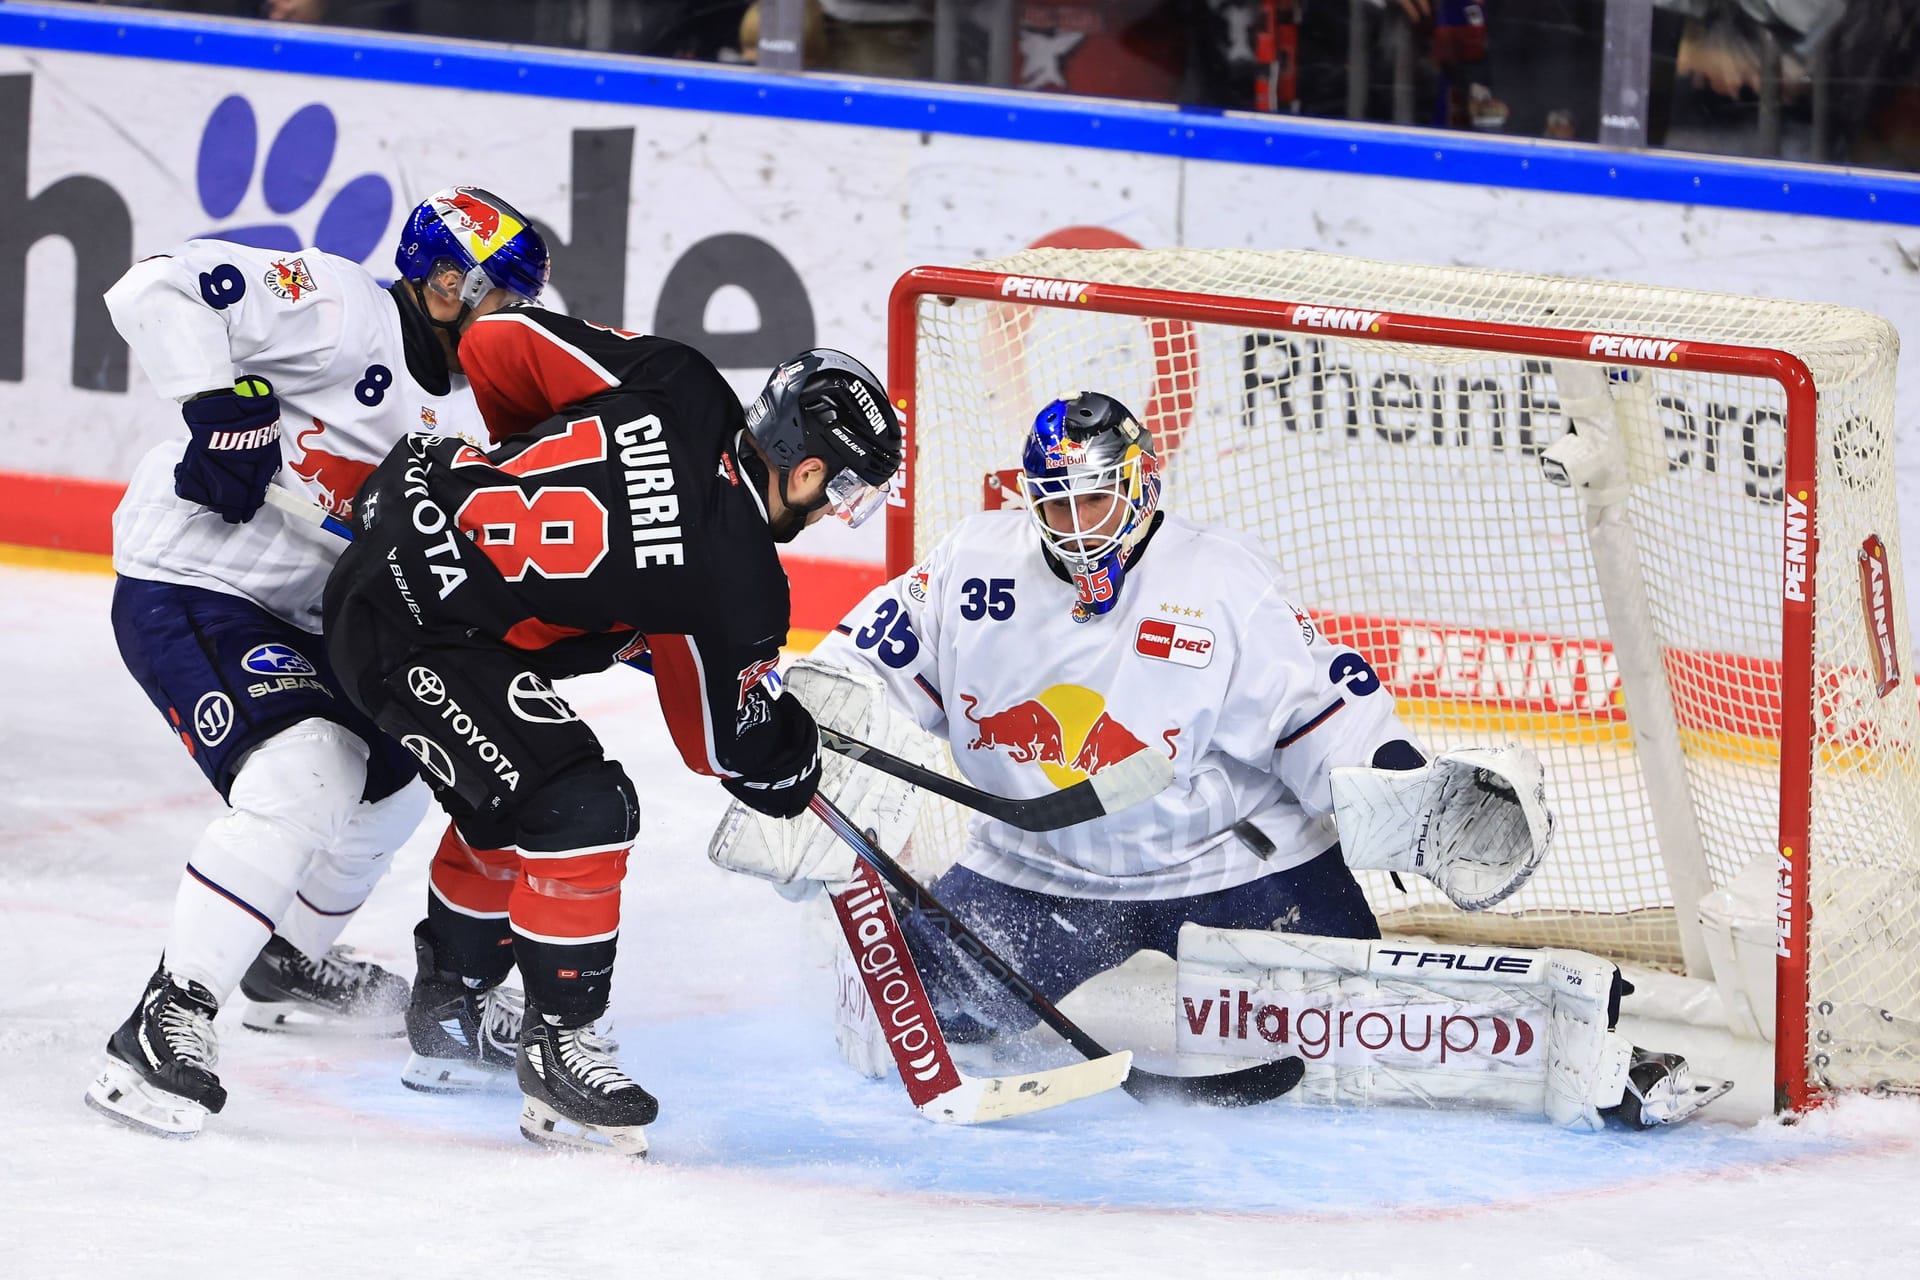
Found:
884,248 -> 1916,1114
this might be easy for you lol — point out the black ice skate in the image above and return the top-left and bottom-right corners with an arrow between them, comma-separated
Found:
517,1012 -> 657,1158
238,935 -> 408,1037
400,923 -> 523,1094
84,964 -> 226,1139
1606,1048 -> 1733,1128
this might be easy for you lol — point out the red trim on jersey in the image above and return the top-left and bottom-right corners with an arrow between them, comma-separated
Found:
514,848 -> 631,939
501,616 -> 593,650
1276,698 -> 1347,750
428,822 -> 520,916
461,312 -> 620,442
647,633 -> 727,776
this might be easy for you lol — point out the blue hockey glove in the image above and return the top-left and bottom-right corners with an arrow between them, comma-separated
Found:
174,375 -> 282,523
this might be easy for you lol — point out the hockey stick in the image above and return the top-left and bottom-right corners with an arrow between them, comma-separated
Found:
827,852 -> 1131,1124
271,485 -> 1171,836
818,725 -> 1171,833
810,793 -> 1305,1108
262,483 -> 357,540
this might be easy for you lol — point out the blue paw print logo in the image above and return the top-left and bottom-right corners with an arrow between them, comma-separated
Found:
196,96 -> 394,266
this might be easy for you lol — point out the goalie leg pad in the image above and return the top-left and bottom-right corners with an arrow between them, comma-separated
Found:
1175,925 -> 1645,1130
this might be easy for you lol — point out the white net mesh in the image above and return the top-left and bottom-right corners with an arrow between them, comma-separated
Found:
894,247 -> 1920,1099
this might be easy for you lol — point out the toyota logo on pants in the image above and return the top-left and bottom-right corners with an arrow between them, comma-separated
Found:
408,666 -> 448,706
508,671 -> 579,724
401,734 -> 457,787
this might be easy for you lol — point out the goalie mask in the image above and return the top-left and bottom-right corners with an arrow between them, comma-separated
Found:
748,349 -> 903,537
1020,392 -> 1162,622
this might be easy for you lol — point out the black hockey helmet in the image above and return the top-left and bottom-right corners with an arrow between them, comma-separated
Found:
747,349 -> 902,527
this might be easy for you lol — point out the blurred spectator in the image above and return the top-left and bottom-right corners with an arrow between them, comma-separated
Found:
739,0 -> 831,64
1826,0 -> 1920,168
819,1 -> 932,79
1183,1 -> 1497,124
1019,0 -> 1185,102
1672,0 -> 1920,168
262,0 -> 416,29
637,0 -> 757,60
1484,0 -> 1684,142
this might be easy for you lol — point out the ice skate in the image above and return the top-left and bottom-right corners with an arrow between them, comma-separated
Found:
517,1012 -> 657,1158
399,923 -> 523,1093
84,964 -> 226,1139
1605,1048 -> 1732,1129
238,935 -> 408,1037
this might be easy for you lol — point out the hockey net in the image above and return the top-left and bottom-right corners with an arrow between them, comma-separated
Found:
885,247 -> 1920,1109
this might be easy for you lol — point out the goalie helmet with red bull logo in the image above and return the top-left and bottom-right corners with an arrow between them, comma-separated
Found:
394,186 -> 550,309
1020,392 -> 1162,622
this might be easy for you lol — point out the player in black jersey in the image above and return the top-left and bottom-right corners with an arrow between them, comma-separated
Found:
322,310 -> 901,1155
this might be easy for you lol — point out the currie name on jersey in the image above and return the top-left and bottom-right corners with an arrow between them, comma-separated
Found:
615,415 -> 686,568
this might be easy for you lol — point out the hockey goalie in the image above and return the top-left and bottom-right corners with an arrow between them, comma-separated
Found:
711,390 -> 1729,1130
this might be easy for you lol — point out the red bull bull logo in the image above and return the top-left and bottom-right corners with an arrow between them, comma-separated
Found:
960,683 -> 1159,789
263,256 -> 317,302
291,421 -> 377,519
434,190 -> 524,262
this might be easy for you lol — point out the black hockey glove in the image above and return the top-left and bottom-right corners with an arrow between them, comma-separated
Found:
721,735 -> 823,820
174,376 -> 282,523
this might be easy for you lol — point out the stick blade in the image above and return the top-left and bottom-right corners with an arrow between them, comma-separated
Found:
916,1051 -> 1133,1125
1119,1054 -> 1304,1108
1089,749 -> 1175,816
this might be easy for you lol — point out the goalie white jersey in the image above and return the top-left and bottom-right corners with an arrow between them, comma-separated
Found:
106,240 -> 487,631
813,509 -> 1419,900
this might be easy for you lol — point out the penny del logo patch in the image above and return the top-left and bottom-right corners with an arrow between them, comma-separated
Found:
1135,618 -> 1214,668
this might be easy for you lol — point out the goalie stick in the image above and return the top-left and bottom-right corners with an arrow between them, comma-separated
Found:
818,725 -> 1172,833
272,486 -> 1171,834
829,851 -> 1132,1123
810,793 -> 1306,1109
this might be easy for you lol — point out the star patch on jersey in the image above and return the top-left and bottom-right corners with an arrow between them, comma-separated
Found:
1135,618 -> 1214,669
264,257 -> 317,302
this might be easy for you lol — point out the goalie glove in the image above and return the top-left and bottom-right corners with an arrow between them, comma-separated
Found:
707,659 -> 935,899
1330,744 -> 1554,912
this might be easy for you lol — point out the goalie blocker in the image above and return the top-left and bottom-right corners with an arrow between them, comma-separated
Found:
1175,926 -> 1729,1129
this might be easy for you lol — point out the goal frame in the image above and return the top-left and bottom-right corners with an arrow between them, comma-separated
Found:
885,263 -> 1821,1113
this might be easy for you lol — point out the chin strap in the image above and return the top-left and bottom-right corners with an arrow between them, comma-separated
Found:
767,453 -> 833,520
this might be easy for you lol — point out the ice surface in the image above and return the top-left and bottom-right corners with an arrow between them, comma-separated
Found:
3,563 -> 1917,1279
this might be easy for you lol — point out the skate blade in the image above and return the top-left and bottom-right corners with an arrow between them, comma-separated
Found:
83,1059 -> 208,1140
518,1096 -> 649,1158
240,999 -> 405,1039
401,1051 -> 519,1094
1640,1075 -> 1736,1127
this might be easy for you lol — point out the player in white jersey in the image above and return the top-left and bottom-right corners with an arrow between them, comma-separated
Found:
85,188 -> 551,1139
714,392 -> 1727,1128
